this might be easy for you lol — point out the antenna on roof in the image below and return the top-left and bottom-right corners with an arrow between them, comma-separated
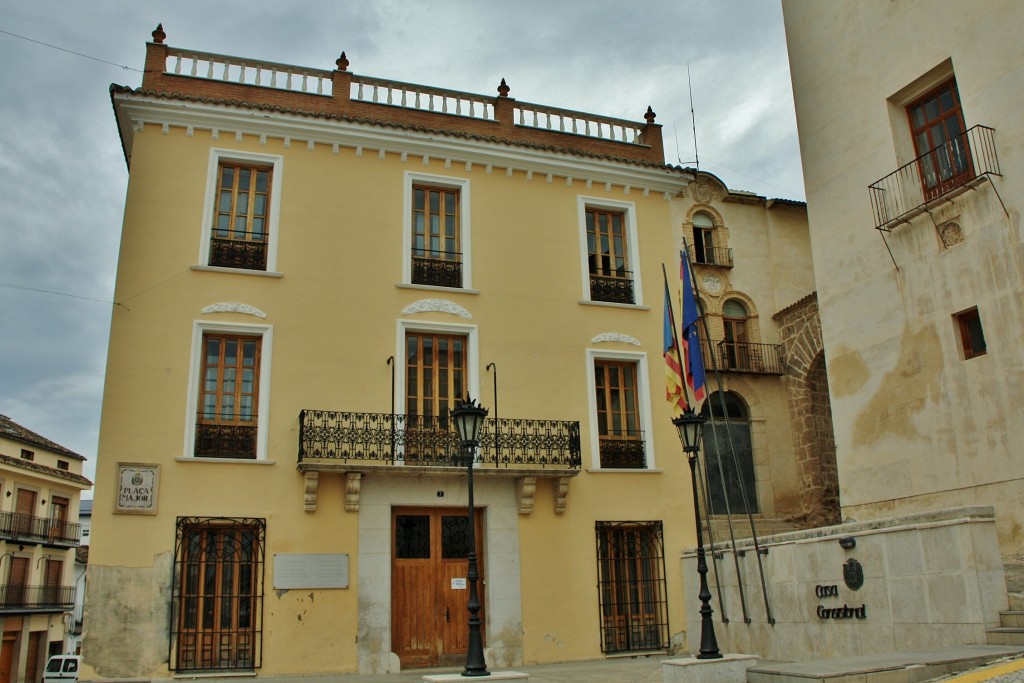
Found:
688,62 -> 700,175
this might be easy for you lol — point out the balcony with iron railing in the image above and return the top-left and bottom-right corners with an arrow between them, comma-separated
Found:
590,271 -> 635,304
704,340 -> 785,376
411,250 -> 463,288
299,411 -> 580,469
597,430 -> 646,469
869,125 -> 1001,231
0,511 -> 81,547
0,585 -> 75,613
687,244 -> 734,268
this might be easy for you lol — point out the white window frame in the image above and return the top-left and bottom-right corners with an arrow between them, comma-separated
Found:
402,172 -> 472,289
199,149 -> 284,273
585,348 -> 655,469
183,320 -> 274,460
577,196 -> 644,306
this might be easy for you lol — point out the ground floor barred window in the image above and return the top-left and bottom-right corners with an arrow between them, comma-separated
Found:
171,517 -> 265,672
595,521 -> 669,654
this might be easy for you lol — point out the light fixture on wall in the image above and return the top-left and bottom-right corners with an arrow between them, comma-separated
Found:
839,537 -> 856,550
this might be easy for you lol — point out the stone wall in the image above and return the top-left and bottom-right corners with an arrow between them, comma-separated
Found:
680,506 -> 1008,661
774,293 -> 840,526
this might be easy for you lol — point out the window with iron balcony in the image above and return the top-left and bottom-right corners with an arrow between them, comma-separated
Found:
593,358 -> 645,468
411,185 -> 462,288
209,163 -> 271,271
587,208 -> 634,304
195,333 -> 261,459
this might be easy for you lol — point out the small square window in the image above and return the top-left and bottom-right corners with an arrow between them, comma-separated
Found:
20,449 -> 34,461
955,308 -> 986,359
57,460 -> 69,471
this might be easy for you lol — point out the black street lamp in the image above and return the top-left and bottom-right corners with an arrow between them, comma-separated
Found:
450,396 -> 489,677
672,407 -> 722,660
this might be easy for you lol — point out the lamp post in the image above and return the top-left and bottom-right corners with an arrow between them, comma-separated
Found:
450,396 -> 489,677
672,407 -> 722,659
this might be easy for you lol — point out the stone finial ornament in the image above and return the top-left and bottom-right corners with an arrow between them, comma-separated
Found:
498,78 -> 510,97
152,23 -> 166,44
336,51 -> 349,71
644,106 -> 656,124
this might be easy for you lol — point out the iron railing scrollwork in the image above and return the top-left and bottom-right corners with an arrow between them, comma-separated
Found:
0,511 -> 81,546
0,584 -> 75,611
411,250 -> 462,288
589,272 -> 635,304
597,431 -> 646,469
195,421 -> 257,459
298,411 -> 581,468
209,237 -> 268,271
869,125 -> 1000,231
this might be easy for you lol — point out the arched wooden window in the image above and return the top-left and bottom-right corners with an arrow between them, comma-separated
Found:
700,391 -> 757,514
722,300 -> 750,371
692,212 -> 716,265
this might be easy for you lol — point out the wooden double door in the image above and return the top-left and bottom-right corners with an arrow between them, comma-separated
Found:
392,507 -> 484,668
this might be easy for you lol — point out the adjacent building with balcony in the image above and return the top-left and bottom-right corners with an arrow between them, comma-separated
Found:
0,415 -> 90,683
671,172 -> 835,530
782,0 -> 1024,552
84,27 -> 821,679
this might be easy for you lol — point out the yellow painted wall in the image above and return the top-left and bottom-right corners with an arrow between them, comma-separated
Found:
88,119 -> 706,677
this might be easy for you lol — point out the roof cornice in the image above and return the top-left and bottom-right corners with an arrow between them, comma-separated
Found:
112,90 -> 690,194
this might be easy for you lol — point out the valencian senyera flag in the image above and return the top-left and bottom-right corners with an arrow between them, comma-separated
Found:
663,274 -> 687,413
681,252 -> 707,402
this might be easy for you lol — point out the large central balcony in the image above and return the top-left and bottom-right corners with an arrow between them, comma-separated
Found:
299,410 -> 580,469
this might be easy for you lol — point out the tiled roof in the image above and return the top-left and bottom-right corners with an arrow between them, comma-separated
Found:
0,414 -> 85,460
110,85 -> 679,173
0,452 -> 92,486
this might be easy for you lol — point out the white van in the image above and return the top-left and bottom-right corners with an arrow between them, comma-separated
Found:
42,655 -> 79,683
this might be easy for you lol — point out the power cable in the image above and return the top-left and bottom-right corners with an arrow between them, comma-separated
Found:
0,27 -> 143,73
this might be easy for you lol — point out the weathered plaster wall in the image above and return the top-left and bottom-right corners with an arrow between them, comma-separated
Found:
783,0 -> 1024,551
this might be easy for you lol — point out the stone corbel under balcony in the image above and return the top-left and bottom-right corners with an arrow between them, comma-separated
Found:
299,464 -> 579,514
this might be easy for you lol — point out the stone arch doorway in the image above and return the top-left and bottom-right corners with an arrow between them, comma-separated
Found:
774,293 -> 840,526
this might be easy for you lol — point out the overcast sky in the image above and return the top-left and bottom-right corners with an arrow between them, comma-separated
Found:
0,1 -> 803,487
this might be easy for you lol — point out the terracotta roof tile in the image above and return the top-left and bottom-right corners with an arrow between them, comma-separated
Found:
0,452 -> 92,487
0,414 -> 85,460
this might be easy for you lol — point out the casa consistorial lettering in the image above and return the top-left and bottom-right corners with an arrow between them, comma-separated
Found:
816,604 -> 867,620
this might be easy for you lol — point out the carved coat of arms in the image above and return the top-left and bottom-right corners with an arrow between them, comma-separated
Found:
843,558 -> 864,591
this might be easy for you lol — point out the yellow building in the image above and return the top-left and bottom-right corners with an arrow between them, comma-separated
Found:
85,27 -> 819,678
782,0 -> 1024,553
0,415 -> 90,683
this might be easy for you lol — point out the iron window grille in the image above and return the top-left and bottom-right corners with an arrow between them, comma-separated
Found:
170,517 -> 266,673
595,521 -> 669,654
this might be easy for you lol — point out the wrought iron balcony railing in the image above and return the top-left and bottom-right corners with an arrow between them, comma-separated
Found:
0,511 -> 81,547
209,236 -> 268,270
687,244 -> 734,268
195,420 -> 257,459
597,430 -> 646,469
0,585 -> 75,611
299,411 -> 581,468
590,272 -> 635,304
412,250 -> 463,288
869,125 -> 1001,231
704,340 -> 785,375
